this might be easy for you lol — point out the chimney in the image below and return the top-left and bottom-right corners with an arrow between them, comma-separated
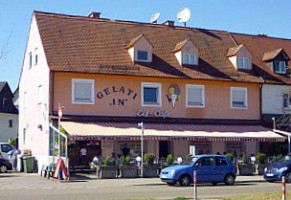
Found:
162,20 -> 175,27
88,12 -> 101,19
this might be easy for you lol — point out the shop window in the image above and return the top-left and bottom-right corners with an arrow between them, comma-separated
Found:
231,87 -> 247,109
186,84 -> 205,108
274,61 -> 287,74
137,50 -> 149,62
238,57 -> 250,69
283,94 -> 291,109
183,54 -> 196,65
141,82 -> 161,106
72,79 -> 94,104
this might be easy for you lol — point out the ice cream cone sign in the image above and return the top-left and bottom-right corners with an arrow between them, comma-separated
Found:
168,84 -> 181,107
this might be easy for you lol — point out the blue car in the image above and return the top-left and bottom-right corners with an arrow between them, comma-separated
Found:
264,154 -> 291,182
160,155 -> 236,186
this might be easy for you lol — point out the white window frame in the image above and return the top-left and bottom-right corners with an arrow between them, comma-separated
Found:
72,79 -> 95,104
183,54 -> 196,65
275,61 -> 286,74
185,84 -> 205,108
37,85 -> 43,104
238,57 -> 250,69
230,87 -> 248,109
141,82 -> 162,107
136,50 -> 149,62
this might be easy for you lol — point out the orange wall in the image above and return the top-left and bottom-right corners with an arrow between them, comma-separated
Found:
52,72 -> 260,120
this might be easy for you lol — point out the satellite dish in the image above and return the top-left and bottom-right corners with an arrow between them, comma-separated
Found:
177,8 -> 191,27
151,12 -> 160,24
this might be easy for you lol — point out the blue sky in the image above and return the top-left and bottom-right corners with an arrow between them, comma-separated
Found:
0,0 -> 291,91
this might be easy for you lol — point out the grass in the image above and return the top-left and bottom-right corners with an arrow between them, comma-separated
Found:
220,192 -> 291,200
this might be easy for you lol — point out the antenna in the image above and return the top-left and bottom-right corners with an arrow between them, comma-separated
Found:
151,12 -> 160,24
177,8 -> 191,27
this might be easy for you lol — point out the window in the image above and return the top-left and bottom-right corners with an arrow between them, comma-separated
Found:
9,120 -> 13,128
274,61 -> 286,74
183,54 -> 196,65
200,157 -> 215,167
238,57 -> 250,69
34,48 -> 38,66
283,94 -> 291,109
141,82 -> 161,106
72,79 -> 94,104
37,85 -> 43,104
29,52 -> 32,69
137,51 -> 149,61
216,157 -> 228,166
1,144 -> 13,153
231,87 -> 247,108
2,98 -> 7,108
186,84 -> 205,108
23,91 -> 27,109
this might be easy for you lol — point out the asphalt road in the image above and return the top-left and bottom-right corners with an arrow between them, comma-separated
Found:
1,173 -> 290,200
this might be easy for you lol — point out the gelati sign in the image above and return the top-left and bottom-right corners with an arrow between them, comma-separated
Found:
96,86 -> 138,106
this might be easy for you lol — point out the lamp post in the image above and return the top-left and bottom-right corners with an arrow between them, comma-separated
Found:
138,122 -> 144,177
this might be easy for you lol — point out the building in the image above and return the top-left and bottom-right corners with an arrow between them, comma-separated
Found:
0,82 -> 18,142
19,11 -> 287,171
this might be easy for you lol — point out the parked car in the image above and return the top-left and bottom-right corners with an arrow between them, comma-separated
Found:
160,155 -> 236,186
0,156 -> 12,173
0,143 -> 16,160
264,154 -> 291,182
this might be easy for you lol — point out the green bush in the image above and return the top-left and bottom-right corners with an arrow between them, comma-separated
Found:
144,153 -> 155,165
111,158 -> 116,166
104,156 -> 110,166
255,153 -> 266,164
166,154 -> 173,165
9,138 -> 16,148
121,155 -> 130,165
185,154 -> 192,159
272,154 -> 282,162
225,153 -> 234,162
242,153 -> 248,164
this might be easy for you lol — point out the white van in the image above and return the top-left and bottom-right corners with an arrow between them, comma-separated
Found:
0,143 -> 15,160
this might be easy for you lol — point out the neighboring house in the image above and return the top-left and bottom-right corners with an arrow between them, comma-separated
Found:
19,11 -> 286,171
13,87 -> 19,110
0,82 -> 19,142
231,34 -> 291,131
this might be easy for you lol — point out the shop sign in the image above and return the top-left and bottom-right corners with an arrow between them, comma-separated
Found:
166,84 -> 181,107
96,86 -> 138,106
136,109 -> 170,118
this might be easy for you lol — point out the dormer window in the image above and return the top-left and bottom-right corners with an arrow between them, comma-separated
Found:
126,34 -> 152,63
183,54 -> 196,65
137,50 -> 149,62
274,61 -> 286,74
238,57 -> 250,69
173,39 -> 198,66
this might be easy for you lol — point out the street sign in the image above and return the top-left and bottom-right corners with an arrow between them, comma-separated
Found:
58,107 -> 63,118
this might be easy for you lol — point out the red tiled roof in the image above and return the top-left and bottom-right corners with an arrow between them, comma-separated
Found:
227,44 -> 244,57
34,11 -> 290,84
231,33 -> 291,84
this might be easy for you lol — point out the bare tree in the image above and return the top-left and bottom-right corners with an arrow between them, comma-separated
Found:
0,30 -> 13,61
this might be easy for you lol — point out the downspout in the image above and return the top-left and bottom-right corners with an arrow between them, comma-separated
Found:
50,71 -> 55,118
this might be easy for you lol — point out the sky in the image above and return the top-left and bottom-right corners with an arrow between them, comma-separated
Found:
0,0 -> 291,91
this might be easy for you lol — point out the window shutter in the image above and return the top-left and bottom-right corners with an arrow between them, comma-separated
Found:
232,89 -> 245,107
74,82 -> 92,102
188,87 -> 202,105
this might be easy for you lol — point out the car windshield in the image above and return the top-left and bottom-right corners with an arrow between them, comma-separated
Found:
182,157 -> 199,165
279,155 -> 291,162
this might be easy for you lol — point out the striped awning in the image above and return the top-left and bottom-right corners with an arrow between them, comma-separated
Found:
60,121 -> 286,142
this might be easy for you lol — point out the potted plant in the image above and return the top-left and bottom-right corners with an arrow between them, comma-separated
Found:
238,153 -> 254,175
119,155 -> 138,178
256,153 -> 266,175
225,153 -> 234,163
98,156 -> 117,179
143,153 -> 158,177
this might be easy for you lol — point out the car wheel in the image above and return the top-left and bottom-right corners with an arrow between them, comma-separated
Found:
179,175 -> 191,186
224,174 -> 235,185
0,164 -> 8,173
285,172 -> 291,183
167,182 -> 175,186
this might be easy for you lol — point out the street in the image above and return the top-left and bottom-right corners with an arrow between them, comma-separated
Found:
1,173 -> 291,200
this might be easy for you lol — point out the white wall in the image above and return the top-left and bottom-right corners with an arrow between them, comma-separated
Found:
262,84 -> 291,114
18,13 -> 50,172
0,113 -> 18,142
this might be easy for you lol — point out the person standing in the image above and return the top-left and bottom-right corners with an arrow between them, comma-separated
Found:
121,143 -> 130,157
80,147 -> 87,164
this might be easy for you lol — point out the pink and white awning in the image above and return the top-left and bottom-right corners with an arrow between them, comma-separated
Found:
60,121 -> 286,142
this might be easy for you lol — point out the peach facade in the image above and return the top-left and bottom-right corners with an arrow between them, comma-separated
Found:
52,72 -> 260,120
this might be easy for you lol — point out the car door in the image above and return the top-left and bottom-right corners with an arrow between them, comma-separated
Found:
195,156 -> 217,182
215,157 -> 229,181
0,144 -> 14,160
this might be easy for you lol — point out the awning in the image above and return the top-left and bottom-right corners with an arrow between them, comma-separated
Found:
61,121 -> 286,142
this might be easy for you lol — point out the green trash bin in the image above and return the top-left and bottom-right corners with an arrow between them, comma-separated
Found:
23,156 -> 35,173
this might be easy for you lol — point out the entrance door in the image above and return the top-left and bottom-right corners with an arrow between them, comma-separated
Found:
159,141 -> 169,158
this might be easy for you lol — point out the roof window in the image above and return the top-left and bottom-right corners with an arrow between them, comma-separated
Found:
126,34 -> 152,63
